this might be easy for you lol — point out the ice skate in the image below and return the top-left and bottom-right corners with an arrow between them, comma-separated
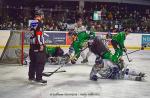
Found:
28,78 -> 36,83
35,79 -> 47,85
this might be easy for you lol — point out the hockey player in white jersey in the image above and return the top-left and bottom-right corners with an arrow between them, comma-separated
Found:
88,37 -> 145,81
90,58 -> 145,81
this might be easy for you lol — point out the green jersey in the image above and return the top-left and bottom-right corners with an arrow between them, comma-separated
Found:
46,47 -> 57,56
72,31 -> 95,59
112,32 -> 126,48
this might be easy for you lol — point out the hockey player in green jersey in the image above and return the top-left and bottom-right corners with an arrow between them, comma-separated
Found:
68,31 -> 95,64
46,46 -> 64,57
45,46 -> 64,64
111,29 -> 130,65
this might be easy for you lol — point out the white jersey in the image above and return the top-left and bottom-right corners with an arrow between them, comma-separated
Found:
90,59 -> 144,81
97,59 -> 118,78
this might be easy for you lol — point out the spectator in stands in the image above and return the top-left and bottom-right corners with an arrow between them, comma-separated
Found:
0,2 -> 150,33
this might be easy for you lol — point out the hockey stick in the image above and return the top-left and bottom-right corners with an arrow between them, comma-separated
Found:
42,46 -> 88,77
67,46 -> 88,63
125,51 -> 132,62
125,49 -> 141,55
123,43 -> 150,61
123,47 -> 132,62
42,70 -> 66,77
123,44 -> 148,56
42,65 -> 64,77
44,70 -> 66,73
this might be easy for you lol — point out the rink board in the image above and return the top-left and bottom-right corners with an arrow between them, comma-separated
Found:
0,30 -> 150,50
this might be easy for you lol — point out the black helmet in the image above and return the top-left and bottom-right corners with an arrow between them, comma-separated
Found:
35,9 -> 44,17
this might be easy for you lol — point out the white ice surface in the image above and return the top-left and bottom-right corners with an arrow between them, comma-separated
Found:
0,49 -> 150,98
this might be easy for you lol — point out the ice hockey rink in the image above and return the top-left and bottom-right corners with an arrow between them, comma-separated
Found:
0,48 -> 150,98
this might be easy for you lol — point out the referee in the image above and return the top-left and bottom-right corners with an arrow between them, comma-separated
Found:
28,12 -> 47,84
